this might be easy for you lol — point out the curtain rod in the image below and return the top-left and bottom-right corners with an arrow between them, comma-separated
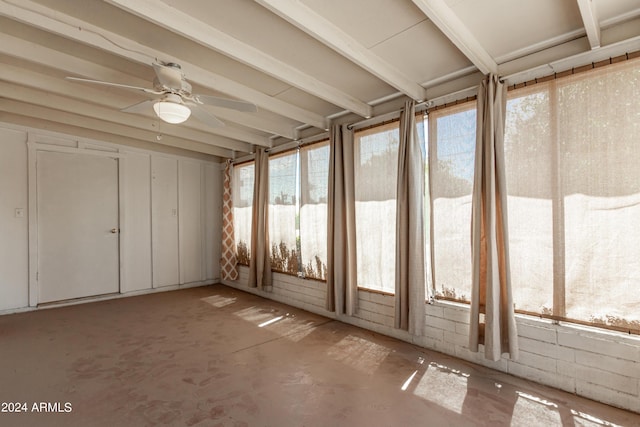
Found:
346,102 -> 429,131
231,132 -> 330,164
234,48 -> 639,165
506,50 -> 640,90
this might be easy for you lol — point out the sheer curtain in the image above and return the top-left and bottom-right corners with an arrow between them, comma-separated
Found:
469,74 -> 518,361
221,160 -> 238,281
300,141 -> 329,280
354,121 -> 399,293
558,60 -> 640,329
395,101 -> 426,334
232,162 -> 254,265
249,148 -> 272,290
327,124 -> 357,314
268,151 -> 298,275
428,103 -> 476,302
505,57 -> 640,332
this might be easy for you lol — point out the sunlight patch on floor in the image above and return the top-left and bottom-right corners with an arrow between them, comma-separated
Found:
413,362 -> 469,414
510,391 -> 560,426
233,306 -> 275,324
401,370 -> 418,391
282,320 -> 319,342
326,335 -> 391,374
258,315 -> 284,327
201,295 -> 237,308
571,409 -> 622,427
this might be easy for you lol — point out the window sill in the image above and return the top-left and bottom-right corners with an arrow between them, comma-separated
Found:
357,287 -> 394,297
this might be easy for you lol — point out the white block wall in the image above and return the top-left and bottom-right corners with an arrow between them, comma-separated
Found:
223,266 -> 640,414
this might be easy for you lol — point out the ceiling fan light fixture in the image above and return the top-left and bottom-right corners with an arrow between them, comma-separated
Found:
153,100 -> 191,124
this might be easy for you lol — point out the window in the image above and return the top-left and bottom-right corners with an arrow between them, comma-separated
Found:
428,102 -> 476,302
354,121 -> 400,293
232,161 -> 254,265
266,141 -> 329,280
300,141 -> 329,280
504,57 -> 640,332
268,151 -> 298,275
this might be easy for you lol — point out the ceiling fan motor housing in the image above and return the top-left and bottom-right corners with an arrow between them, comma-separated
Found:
153,77 -> 192,95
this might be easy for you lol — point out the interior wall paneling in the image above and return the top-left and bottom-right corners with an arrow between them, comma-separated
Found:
179,159 -> 203,284
151,155 -> 180,288
121,151 -> 152,293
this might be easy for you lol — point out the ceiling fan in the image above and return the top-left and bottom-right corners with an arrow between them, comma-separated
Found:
66,62 -> 257,127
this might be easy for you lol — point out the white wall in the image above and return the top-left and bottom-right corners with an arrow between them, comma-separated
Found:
223,267 -> 640,414
0,123 -> 221,311
0,127 -> 29,310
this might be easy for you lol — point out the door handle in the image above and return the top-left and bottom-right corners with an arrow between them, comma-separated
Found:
110,228 -> 119,234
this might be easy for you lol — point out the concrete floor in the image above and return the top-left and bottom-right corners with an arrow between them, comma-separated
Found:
0,285 -> 638,427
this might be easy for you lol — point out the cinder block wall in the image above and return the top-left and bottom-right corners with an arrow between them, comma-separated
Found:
222,267 -> 640,413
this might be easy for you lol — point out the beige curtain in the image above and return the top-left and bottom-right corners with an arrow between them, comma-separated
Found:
326,124 -> 358,315
469,74 -> 518,361
395,101 -> 425,335
221,160 -> 238,281
249,148 -> 272,290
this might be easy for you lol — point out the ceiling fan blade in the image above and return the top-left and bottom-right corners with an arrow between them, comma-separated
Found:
65,76 -> 160,94
194,94 -> 258,113
121,99 -> 156,114
153,63 -> 184,89
187,103 -> 225,128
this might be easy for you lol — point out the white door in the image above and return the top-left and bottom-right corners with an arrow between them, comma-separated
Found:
37,151 -> 120,303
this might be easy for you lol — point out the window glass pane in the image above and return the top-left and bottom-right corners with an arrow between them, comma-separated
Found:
354,121 -> 399,293
268,151 -> 298,274
505,57 -> 640,332
557,59 -> 640,330
232,162 -> 254,265
429,103 -> 475,302
505,85 -> 554,314
300,141 -> 329,280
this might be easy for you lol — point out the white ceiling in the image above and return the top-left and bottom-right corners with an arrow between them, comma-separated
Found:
0,0 -> 639,160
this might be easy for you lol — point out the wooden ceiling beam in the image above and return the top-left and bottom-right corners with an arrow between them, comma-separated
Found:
107,0 -> 373,118
256,0 -> 427,102
412,0 -> 498,75
577,0 -> 601,49
0,100 -> 232,158
0,79 -> 247,156
0,0 -> 327,130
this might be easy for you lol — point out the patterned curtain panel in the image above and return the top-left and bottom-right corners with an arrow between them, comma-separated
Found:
220,160 -> 238,281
